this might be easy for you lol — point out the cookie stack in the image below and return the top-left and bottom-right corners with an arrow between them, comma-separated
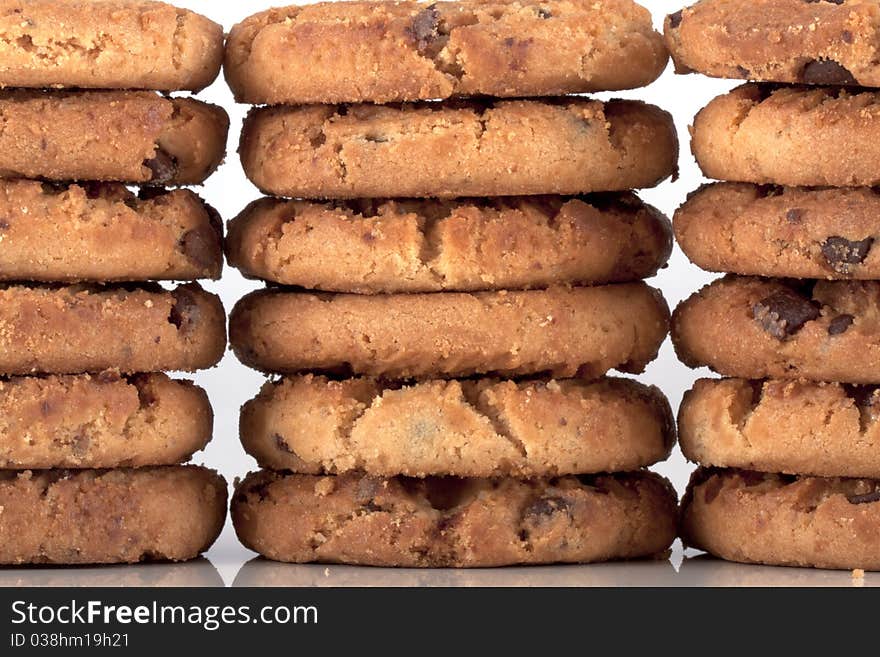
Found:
227,0 -> 680,567
667,0 -> 880,570
0,1 -> 229,565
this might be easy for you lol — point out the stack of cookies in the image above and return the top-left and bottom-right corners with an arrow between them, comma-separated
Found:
667,0 -> 880,570
0,1 -> 229,565
227,0 -> 680,567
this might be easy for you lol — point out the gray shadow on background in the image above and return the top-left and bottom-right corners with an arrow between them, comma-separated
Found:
0,557 -> 224,588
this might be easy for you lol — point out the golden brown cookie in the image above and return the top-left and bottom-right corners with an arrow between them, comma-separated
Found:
665,0 -> 880,87
675,183 -> 880,279
241,375 -> 675,477
682,468 -> 880,571
239,99 -> 678,198
230,284 -> 670,379
232,469 -> 677,566
225,0 -> 667,104
681,378 -> 880,479
0,91 -> 228,184
226,194 -> 672,292
0,283 -> 225,376
673,276 -> 880,384
0,181 -> 222,282
0,372 -> 211,469
0,466 -> 227,565
692,84 -> 880,187
0,0 -> 223,91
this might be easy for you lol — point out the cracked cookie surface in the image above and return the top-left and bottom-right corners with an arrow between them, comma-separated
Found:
681,378 -> 880,478
0,372 -> 212,469
239,99 -> 678,198
0,466 -> 226,565
0,91 -> 228,184
241,375 -> 675,477
675,183 -> 880,279
682,467 -> 880,570
0,283 -> 225,375
0,181 -> 222,282
673,275 -> 880,383
665,0 -> 880,87
232,469 -> 677,566
230,284 -> 670,379
0,0 -> 223,91
692,84 -> 880,187
225,0 -> 667,104
226,194 -> 672,292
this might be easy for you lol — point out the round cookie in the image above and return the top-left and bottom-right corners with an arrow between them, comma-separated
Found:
0,181 -> 222,282
665,0 -> 880,87
0,91 -> 228,184
226,194 -> 672,293
0,1 -> 223,92
239,99 -> 678,198
241,375 -> 675,477
692,84 -> 880,187
232,470 -> 678,567
681,378 -> 880,479
230,284 -> 670,379
0,283 -> 225,376
682,468 -> 880,571
225,0 -> 667,104
0,466 -> 227,565
0,372 -> 212,469
673,276 -> 880,384
675,183 -> 880,279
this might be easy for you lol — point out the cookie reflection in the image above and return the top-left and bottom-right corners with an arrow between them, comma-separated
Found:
233,557 -> 679,588
0,557 -> 224,588
680,554 -> 880,587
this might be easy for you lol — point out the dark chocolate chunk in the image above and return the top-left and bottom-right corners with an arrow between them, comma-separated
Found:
537,8 -> 552,18
180,226 -> 220,271
801,59 -> 857,85
828,314 -> 854,335
168,287 -> 200,332
842,30 -> 854,44
668,10 -> 683,28
735,65 -> 751,78
0,219 -> 8,230
407,4 -> 441,53
524,496 -> 571,520
752,289 -> 821,339
144,149 -> 178,184
786,208 -> 805,223
274,433 -> 293,454
821,236 -> 874,273
847,490 -> 880,505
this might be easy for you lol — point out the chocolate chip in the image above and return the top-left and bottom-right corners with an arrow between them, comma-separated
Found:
752,289 -> 821,339
828,314 -> 854,335
668,10 -> 683,28
786,208 -> 805,223
407,4 -> 441,53
274,433 -> 293,453
525,496 -> 570,520
0,219 -> 8,230
39,181 -> 68,195
735,65 -> 751,78
137,186 -> 170,201
144,149 -> 178,184
702,476 -> 724,504
842,30 -> 854,44
71,432 -> 91,457
40,400 -> 52,416
847,490 -> 880,505
168,288 -> 200,332
180,227 -> 219,271
537,8 -> 552,18
801,59 -> 857,85
821,236 -> 874,273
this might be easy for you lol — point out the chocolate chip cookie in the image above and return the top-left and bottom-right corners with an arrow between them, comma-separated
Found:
665,0 -> 880,87
0,372 -> 211,469
230,284 -> 670,379
0,283 -> 225,375
0,466 -> 226,564
675,183 -> 880,279
225,0 -> 667,104
241,375 -> 675,478
692,84 -> 880,187
239,99 -> 678,198
0,181 -> 222,282
0,0 -> 223,91
681,378 -> 880,479
0,90 -> 228,184
682,468 -> 880,570
673,276 -> 880,383
232,469 -> 677,566
226,194 -> 672,293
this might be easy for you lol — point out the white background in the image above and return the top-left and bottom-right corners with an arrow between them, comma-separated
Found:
171,0 -> 739,582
